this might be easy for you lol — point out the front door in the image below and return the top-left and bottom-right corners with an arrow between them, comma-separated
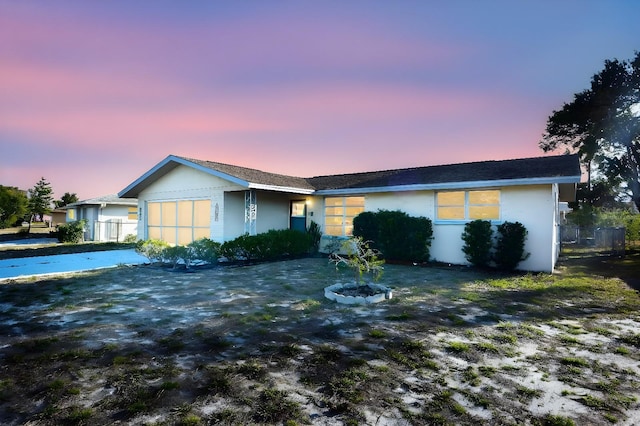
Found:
290,200 -> 307,232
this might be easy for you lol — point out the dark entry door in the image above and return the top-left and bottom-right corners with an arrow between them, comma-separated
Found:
290,200 -> 307,232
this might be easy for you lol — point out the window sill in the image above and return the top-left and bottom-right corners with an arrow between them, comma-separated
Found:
434,220 -> 503,225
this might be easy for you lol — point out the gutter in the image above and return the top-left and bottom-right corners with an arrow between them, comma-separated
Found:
313,176 -> 582,195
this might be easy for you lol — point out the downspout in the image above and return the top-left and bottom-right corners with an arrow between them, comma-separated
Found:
99,203 -> 106,242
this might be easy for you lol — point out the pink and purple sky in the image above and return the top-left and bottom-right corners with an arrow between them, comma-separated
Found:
1,1 -> 638,200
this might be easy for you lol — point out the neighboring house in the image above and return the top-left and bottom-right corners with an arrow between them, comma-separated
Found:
50,209 -> 67,227
118,154 -> 581,272
64,195 -> 138,242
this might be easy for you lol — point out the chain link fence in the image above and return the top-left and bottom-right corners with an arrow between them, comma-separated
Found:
560,225 -> 626,257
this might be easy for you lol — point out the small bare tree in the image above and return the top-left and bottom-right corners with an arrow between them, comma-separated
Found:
329,236 -> 384,286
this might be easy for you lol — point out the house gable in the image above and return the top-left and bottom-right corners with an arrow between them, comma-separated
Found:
119,155 -> 315,198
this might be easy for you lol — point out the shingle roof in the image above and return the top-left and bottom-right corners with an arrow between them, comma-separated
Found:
178,156 -> 315,191
119,154 -> 581,198
306,154 -> 581,190
66,194 -> 137,208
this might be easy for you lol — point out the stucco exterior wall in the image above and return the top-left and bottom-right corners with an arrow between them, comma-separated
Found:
99,205 -> 131,221
500,185 -> 556,271
223,191 -> 309,240
306,196 -> 323,229
427,185 -> 555,271
136,165 -> 244,242
223,192 -> 245,241
255,191 -> 293,234
366,191 -> 435,218
316,184 -> 558,272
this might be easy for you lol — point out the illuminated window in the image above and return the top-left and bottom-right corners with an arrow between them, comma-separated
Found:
147,200 -> 211,245
127,207 -> 138,220
437,190 -> 500,221
67,209 -> 76,221
324,196 -> 365,236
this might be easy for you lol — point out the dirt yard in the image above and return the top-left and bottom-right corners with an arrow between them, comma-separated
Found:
0,251 -> 639,425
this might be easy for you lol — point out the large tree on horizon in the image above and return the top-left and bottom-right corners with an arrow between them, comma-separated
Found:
54,192 -> 79,208
0,186 -> 28,228
27,177 -> 54,229
539,51 -> 640,210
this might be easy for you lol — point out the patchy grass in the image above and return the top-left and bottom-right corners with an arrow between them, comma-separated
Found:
0,252 -> 639,425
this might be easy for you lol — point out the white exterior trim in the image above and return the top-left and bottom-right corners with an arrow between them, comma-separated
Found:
314,176 -> 581,195
248,183 -> 315,194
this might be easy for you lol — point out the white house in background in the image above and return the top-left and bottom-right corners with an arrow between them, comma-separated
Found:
118,154 -> 581,272
64,195 -> 138,242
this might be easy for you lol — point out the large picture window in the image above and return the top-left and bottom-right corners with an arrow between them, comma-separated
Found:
147,199 -> 211,245
437,190 -> 500,221
324,196 -> 365,236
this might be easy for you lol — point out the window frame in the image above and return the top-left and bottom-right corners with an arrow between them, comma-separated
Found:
323,196 -> 365,237
435,189 -> 501,223
127,207 -> 138,221
146,199 -> 211,245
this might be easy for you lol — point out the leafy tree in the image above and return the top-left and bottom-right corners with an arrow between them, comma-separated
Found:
0,186 -> 28,228
27,177 -> 54,225
571,181 -> 623,210
539,52 -> 640,210
54,192 -> 79,208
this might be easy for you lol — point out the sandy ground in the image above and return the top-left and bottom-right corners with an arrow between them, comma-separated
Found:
0,256 -> 639,425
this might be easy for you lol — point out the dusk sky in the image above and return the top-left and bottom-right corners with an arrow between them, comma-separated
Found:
1,1 -> 638,200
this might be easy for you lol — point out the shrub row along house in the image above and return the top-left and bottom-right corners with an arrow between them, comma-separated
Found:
118,154 -> 581,272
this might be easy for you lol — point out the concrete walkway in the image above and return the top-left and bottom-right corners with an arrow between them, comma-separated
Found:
0,249 -> 148,281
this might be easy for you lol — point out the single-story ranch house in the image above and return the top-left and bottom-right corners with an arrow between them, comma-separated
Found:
118,154 -> 581,272
64,195 -> 138,242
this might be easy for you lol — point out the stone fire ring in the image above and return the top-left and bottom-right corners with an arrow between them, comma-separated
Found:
324,283 -> 393,305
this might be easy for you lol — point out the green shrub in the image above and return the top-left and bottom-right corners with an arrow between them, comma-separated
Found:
219,229 -> 313,262
123,234 -> 138,243
136,238 -> 220,268
188,238 -> 220,265
219,234 -> 255,261
56,220 -> 86,243
306,220 -> 322,253
353,210 -> 432,263
494,221 -> 530,270
461,219 -> 493,267
135,239 -> 170,264
352,211 -> 379,242
625,214 -> 640,246
161,245 -> 190,269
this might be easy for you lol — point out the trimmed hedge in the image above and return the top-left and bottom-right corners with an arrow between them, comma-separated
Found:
353,210 -> 433,263
219,229 -> 313,262
461,220 -> 530,270
461,219 -> 493,268
494,221 -> 530,270
135,238 -> 220,268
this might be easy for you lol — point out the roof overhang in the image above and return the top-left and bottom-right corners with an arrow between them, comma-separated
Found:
118,155 -> 249,198
119,155 -> 315,198
248,183 -> 315,195
314,176 -> 582,196
64,199 -> 138,208
558,182 -> 577,202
